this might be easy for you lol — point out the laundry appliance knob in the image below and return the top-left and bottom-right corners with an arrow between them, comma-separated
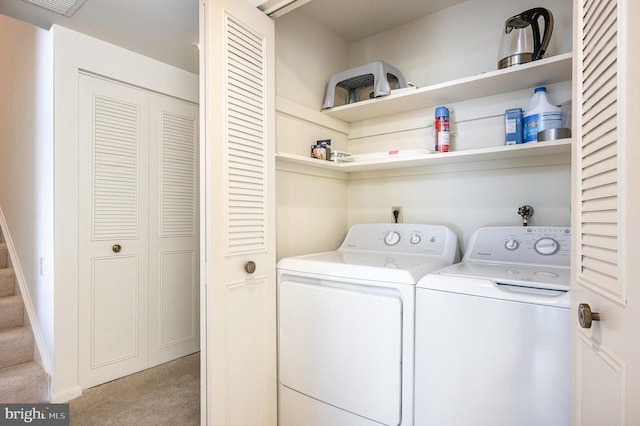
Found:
535,238 -> 559,255
505,238 -> 519,250
384,231 -> 401,246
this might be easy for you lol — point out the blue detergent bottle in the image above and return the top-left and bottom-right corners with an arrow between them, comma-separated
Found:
523,87 -> 563,142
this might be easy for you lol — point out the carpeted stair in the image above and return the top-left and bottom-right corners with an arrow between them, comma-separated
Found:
0,232 -> 49,403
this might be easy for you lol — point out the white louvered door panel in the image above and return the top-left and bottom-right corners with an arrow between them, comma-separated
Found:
148,95 -> 200,366
78,74 -> 150,388
572,0 -> 640,424
202,0 -> 276,424
225,17 -> 267,254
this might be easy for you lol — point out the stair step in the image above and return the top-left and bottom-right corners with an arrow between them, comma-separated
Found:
0,243 -> 7,268
0,295 -> 24,330
0,327 -> 34,370
0,361 -> 48,403
0,267 -> 15,297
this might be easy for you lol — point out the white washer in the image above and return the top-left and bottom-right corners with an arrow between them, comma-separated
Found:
415,226 -> 571,426
277,223 -> 459,426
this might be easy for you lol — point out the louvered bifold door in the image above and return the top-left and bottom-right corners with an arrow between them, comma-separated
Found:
576,0 -> 622,302
573,1 -> 631,425
78,73 -> 151,389
148,95 -> 200,367
203,0 -> 276,424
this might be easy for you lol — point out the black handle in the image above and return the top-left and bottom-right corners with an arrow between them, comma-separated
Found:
528,8 -> 554,61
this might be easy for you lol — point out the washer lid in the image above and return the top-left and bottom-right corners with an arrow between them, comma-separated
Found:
277,250 -> 453,284
436,261 -> 570,291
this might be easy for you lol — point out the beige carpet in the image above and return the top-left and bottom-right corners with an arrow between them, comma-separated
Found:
69,352 -> 200,425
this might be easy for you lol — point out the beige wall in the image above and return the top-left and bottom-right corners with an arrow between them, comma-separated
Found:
0,14 -> 54,381
349,0 -> 573,87
275,11 -> 351,258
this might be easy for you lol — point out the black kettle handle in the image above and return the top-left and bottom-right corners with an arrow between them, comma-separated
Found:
528,8 -> 554,61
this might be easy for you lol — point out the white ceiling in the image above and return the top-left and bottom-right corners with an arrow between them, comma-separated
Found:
0,0 -> 467,75
294,0 -> 466,43
0,0 -> 200,74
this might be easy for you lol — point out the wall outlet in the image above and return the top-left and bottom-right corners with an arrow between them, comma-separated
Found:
391,206 -> 403,223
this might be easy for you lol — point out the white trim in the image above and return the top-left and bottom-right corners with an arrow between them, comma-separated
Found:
50,385 -> 82,403
198,1 -> 209,424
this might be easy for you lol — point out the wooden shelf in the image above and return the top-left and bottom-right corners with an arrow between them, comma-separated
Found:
276,139 -> 572,173
322,53 -> 572,123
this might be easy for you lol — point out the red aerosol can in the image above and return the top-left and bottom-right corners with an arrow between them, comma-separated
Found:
435,106 -> 450,152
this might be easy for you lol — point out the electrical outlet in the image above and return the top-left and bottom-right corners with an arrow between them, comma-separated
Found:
391,206 -> 403,223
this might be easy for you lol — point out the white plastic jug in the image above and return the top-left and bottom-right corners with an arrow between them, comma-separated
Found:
523,87 -> 563,142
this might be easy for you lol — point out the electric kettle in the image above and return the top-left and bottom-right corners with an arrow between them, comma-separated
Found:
498,7 -> 553,69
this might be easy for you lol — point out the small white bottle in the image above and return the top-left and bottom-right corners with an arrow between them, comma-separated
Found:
523,87 -> 563,142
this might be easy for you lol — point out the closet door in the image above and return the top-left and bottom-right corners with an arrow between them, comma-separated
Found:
571,0 -> 640,424
148,95 -> 200,366
78,74 -> 150,388
201,0 -> 276,424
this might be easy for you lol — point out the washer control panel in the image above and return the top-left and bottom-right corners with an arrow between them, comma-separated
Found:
465,226 -> 570,267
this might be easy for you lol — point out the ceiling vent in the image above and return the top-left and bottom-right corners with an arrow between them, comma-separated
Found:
21,0 -> 88,17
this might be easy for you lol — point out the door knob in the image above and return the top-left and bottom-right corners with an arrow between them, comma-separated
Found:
245,261 -> 256,274
578,303 -> 600,328
112,244 -> 122,253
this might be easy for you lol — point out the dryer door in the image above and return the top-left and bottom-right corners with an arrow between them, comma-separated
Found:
278,275 -> 402,425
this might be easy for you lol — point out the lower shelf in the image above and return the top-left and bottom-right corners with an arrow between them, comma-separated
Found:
276,139 -> 572,173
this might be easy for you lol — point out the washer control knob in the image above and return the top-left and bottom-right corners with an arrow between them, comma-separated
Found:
535,238 -> 559,255
384,231 -> 401,246
410,234 -> 421,245
505,238 -> 519,250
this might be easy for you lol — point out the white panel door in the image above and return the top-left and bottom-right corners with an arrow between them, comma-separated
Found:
148,95 -> 200,367
572,0 -> 640,424
79,74 -> 200,388
78,74 -> 150,388
201,0 -> 276,424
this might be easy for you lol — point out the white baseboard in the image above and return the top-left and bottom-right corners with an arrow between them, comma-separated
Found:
51,385 -> 83,403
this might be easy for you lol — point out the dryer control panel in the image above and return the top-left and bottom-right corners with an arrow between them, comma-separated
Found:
339,223 -> 459,259
465,226 -> 571,267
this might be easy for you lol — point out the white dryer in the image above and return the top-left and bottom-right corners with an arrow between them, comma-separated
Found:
277,223 -> 459,426
415,226 -> 571,426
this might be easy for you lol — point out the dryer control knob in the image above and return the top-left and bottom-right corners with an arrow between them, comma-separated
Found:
384,231 -> 401,246
535,238 -> 559,255
410,234 -> 421,244
505,238 -> 519,250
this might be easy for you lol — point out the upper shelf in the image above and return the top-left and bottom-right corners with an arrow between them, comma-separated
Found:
322,53 -> 573,123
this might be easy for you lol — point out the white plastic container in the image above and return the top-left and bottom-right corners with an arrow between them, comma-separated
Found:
523,87 -> 563,142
